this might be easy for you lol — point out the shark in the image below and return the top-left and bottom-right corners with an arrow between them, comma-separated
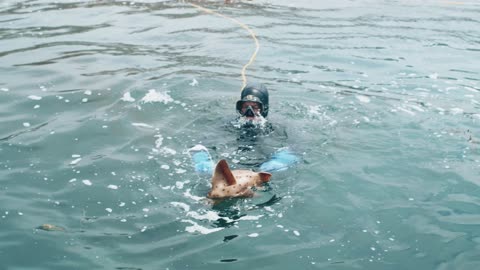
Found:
207,159 -> 272,199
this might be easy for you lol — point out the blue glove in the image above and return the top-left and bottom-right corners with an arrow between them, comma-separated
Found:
260,148 -> 299,172
188,145 -> 214,174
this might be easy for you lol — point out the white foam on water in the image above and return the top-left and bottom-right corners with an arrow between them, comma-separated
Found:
356,95 -> 370,103
154,134 -> 163,148
175,181 -> 185,189
465,86 -> 477,92
235,115 -> 268,129
70,158 -> 82,165
141,89 -> 173,104
23,122 -> 30,127
105,208 -> 112,213
161,165 -> 170,170
107,185 -> 118,190
175,168 -> 186,174
248,233 -> 259,238
186,210 -> 224,222
405,104 -> 425,112
1,88 -> 9,92
72,154 -> 81,158
189,78 -> 199,86
121,92 -> 136,102
82,98 -> 88,103
264,206 -> 274,212
397,106 -> 415,116
307,105 -> 323,117
132,122 -> 153,128
171,202 -> 190,212
82,179 -> 92,186
239,215 -> 263,221
429,73 -> 438,79
293,230 -> 300,236
184,189 -> 204,201
28,95 -> 42,100
84,90 -> 92,95
160,147 -> 177,156
188,144 -> 208,152
181,219 -> 223,234
450,108 -> 464,115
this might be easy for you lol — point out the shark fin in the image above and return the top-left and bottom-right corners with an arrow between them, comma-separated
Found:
212,159 -> 237,186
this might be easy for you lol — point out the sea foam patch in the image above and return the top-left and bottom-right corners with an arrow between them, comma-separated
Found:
171,202 -> 190,212
141,89 -> 173,104
356,95 -> 370,103
181,219 -> 223,234
28,95 -> 42,100
132,123 -> 153,128
121,92 -> 135,102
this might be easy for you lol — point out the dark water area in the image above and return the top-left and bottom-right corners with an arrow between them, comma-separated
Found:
1,0 -> 480,269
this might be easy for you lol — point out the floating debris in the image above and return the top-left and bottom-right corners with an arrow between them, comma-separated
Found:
37,224 -> 65,231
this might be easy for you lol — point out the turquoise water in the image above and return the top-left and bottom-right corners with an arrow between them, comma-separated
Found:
1,0 -> 480,269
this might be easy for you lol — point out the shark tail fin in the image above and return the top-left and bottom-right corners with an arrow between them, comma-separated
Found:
212,159 -> 237,186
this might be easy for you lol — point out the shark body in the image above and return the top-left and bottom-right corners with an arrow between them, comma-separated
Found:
207,159 -> 272,199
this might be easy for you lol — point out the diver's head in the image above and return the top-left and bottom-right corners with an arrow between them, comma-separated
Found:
236,83 -> 269,121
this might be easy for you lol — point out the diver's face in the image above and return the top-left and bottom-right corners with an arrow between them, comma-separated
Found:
239,101 -> 262,120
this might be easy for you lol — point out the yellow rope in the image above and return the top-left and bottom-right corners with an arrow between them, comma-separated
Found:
188,2 -> 260,90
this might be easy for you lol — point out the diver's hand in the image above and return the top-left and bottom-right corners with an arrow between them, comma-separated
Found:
260,148 -> 299,172
188,145 -> 214,174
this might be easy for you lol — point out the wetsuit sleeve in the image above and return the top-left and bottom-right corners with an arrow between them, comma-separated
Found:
259,148 -> 300,172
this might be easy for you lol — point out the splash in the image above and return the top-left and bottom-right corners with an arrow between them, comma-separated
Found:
189,78 -> 199,86
121,92 -> 135,102
232,115 -> 268,129
132,123 -> 154,128
181,220 -> 223,234
141,89 -> 173,104
28,95 -> 42,100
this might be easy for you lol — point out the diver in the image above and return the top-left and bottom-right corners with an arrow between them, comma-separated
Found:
235,83 -> 271,129
189,83 -> 299,174
231,83 -> 274,145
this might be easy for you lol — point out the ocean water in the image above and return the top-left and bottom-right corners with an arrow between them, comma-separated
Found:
1,0 -> 480,269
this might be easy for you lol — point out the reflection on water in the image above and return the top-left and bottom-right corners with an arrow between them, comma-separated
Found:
1,0 -> 480,269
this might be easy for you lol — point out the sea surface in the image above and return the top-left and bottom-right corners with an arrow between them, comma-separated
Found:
1,0 -> 480,269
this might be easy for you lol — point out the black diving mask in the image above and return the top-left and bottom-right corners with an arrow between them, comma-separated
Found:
236,100 -> 263,117
244,105 -> 256,117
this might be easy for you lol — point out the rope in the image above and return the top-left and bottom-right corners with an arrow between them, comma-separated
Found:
187,2 -> 260,90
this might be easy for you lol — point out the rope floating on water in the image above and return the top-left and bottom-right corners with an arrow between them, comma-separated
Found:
187,2 -> 260,90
